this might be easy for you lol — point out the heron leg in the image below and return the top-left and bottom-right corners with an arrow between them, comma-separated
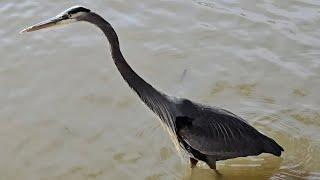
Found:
206,157 -> 222,175
206,157 -> 217,170
209,163 -> 222,176
208,162 -> 216,170
190,157 -> 198,168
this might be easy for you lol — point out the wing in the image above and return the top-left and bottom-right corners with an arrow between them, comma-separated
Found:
175,99 -> 283,158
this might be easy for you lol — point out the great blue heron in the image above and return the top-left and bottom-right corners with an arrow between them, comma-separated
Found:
21,6 -> 284,171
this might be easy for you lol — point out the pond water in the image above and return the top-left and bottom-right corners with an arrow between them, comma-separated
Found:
0,0 -> 319,179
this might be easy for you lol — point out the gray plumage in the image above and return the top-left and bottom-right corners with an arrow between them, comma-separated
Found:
21,6 -> 284,171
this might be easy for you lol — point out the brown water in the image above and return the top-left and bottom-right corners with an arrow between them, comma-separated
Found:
1,0 -> 320,179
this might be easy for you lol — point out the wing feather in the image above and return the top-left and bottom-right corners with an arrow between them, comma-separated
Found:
176,99 -> 267,158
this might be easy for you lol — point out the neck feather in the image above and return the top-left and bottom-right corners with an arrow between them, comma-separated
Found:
82,12 -> 176,124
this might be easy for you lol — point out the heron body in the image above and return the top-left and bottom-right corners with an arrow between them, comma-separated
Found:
21,6 -> 284,171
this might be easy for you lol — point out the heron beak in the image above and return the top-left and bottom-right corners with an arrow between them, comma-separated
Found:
20,15 -> 73,34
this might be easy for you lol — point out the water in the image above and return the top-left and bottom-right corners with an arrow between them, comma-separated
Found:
1,0 -> 320,179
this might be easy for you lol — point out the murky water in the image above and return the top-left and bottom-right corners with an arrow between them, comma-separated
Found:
1,0 -> 319,179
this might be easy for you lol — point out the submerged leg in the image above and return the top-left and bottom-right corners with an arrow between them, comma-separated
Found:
190,157 -> 198,168
208,162 -> 216,170
206,156 -> 217,170
206,157 -> 222,175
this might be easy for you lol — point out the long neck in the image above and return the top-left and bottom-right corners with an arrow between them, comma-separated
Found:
83,13 -> 175,124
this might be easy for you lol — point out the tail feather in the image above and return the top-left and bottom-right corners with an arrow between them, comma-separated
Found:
262,136 -> 284,156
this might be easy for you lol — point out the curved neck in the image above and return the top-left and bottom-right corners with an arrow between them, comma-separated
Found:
82,12 -> 175,123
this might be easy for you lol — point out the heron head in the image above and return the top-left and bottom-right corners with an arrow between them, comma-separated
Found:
20,6 -> 91,33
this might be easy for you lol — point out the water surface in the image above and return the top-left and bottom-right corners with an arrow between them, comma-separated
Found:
0,0 -> 320,179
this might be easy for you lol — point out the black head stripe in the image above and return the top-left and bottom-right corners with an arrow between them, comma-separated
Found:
68,7 -> 91,14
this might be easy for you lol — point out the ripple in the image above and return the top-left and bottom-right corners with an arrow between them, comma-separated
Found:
1,0 -> 319,179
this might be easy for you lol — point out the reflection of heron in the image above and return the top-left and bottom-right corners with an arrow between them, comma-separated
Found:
21,6 -> 283,172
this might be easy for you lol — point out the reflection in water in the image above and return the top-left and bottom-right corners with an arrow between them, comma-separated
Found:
182,155 -> 282,180
1,0 -> 320,179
